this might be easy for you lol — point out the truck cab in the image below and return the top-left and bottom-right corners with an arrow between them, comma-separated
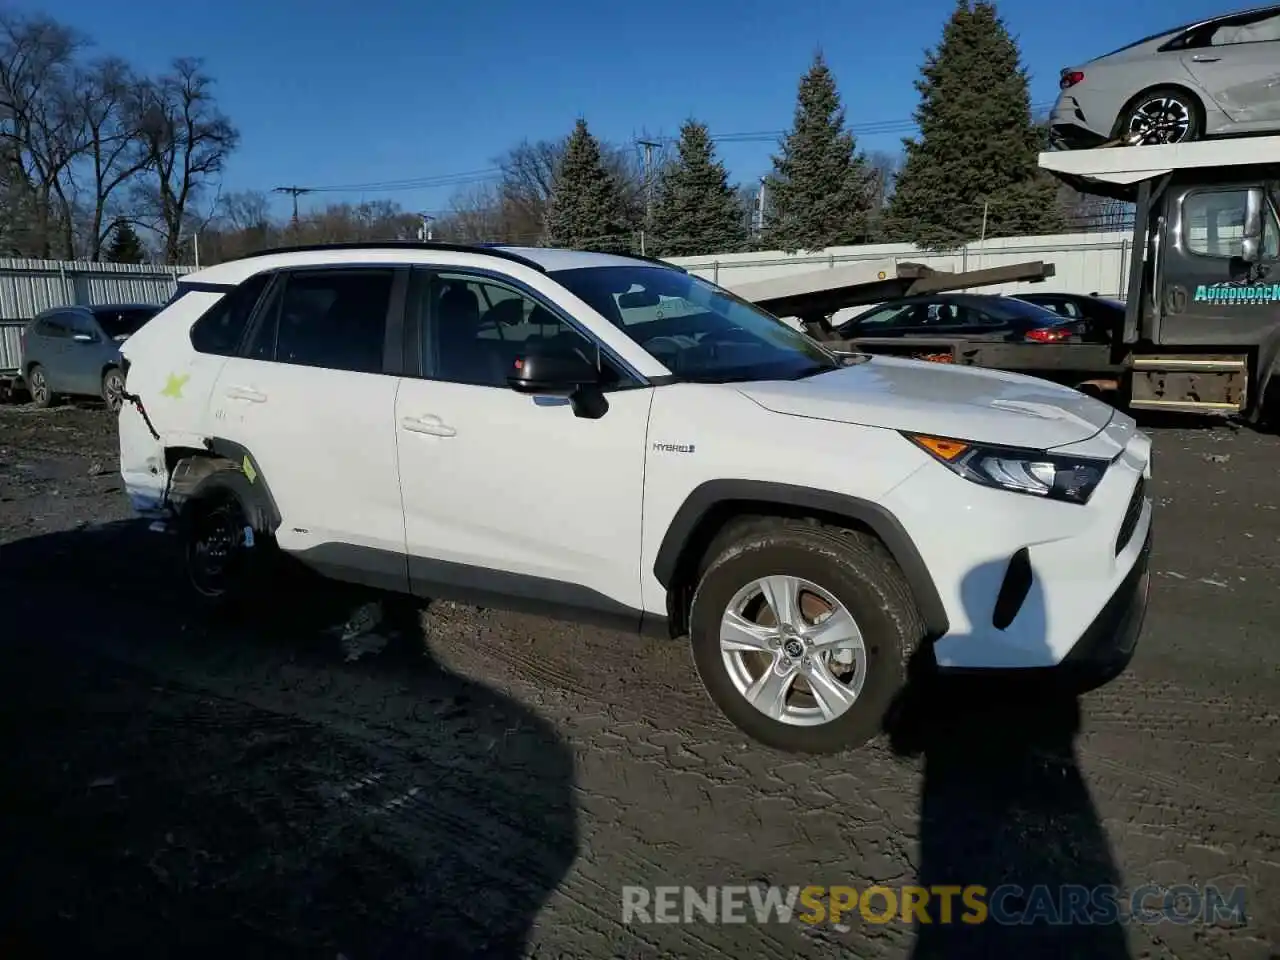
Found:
1040,137 -> 1280,419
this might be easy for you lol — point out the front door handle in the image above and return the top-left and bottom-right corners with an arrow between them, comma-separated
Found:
401,415 -> 456,437
226,385 -> 267,403
1191,54 -> 1220,62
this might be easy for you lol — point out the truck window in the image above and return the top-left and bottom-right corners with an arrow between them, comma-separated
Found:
1182,189 -> 1279,260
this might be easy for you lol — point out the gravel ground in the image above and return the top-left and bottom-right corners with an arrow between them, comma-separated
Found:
0,403 -> 1276,959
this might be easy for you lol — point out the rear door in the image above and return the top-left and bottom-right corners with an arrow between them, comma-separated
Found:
208,266 -> 410,582
32,312 -> 76,391
1178,9 -> 1280,128
62,311 -> 109,395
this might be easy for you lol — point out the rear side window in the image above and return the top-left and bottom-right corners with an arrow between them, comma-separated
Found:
93,308 -> 157,340
245,269 -> 394,374
33,314 -> 72,339
189,274 -> 272,356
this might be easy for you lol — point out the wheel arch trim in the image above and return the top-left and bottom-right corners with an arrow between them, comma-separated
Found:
167,438 -> 283,533
653,479 -> 950,638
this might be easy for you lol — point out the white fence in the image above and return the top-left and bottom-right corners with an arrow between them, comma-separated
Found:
669,231 -> 1133,311
0,258 -> 194,322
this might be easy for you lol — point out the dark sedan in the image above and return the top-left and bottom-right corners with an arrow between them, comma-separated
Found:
1011,291 -> 1123,345
834,293 -> 1083,344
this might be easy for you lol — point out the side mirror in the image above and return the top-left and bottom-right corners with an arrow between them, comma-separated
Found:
1241,187 -> 1265,263
507,350 -> 599,394
72,332 -> 95,343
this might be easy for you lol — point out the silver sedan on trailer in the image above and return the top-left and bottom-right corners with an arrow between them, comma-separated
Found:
1049,4 -> 1280,149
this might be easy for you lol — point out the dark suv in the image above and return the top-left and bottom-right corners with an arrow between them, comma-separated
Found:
20,303 -> 159,410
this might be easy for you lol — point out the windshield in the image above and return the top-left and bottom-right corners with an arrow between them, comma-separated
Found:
93,307 -> 156,340
549,265 -> 839,383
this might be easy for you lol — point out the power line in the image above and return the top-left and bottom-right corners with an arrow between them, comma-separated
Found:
283,102 -> 1058,198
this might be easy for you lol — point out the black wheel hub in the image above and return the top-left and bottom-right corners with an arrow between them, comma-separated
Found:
187,502 -> 246,597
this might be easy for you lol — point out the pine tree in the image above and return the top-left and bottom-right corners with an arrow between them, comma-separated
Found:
105,221 -> 145,264
650,120 -> 748,257
886,0 -> 1063,248
545,119 -> 636,254
764,52 -> 876,253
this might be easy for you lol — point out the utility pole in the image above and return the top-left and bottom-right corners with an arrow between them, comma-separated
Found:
637,139 -> 662,256
416,212 -> 435,241
273,185 -> 313,227
755,176 -> 767,238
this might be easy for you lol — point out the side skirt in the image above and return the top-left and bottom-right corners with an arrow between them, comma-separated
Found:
288,543 -> 671,639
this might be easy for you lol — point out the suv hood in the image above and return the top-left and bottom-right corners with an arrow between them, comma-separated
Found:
737,355 -> 1114,450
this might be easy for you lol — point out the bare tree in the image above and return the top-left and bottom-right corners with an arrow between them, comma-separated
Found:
443,135 -> 644,246
439,181 -> 503,242
0,12 -> 88,258
495,138 -> 564,243
133,57 -> 238,264
71,57 -> 151,259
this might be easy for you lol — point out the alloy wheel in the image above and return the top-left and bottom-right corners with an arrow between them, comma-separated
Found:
1126,98 -> 1192,145
719,575 -> 867,727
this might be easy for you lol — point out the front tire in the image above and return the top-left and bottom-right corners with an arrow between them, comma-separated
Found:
1116,87 -> 1203,145
689,518 -> 927,754
26,364 -> 53,408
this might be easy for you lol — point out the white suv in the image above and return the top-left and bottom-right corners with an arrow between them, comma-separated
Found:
117,242 -> 1154,754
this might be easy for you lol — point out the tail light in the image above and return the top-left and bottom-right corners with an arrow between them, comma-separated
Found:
1025,327 -> 1072,343
1060,70 -> 1084,89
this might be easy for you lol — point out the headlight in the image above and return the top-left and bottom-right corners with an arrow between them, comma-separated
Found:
903,433 -> 1109,504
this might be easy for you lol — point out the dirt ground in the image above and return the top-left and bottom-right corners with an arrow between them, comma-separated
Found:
0,403 -> 1276,959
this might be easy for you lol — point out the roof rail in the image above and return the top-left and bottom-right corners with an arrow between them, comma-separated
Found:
619,251 -> 688,273
238,240 -> 549,272
482,243 -> 689,273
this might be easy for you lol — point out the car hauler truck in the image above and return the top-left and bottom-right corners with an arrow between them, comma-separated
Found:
742,138 -> 1279,420
1038,137 -> 1280,421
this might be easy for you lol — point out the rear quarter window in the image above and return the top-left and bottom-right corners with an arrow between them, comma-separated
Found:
188,274 -> 272,356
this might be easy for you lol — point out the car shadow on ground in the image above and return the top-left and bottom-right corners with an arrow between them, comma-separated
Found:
883,557 -> 1135,960
0,520 -> 579,958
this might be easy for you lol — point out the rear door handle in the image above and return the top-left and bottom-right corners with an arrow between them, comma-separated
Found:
226,385 -> 267,403
1191,55 -> 1220,62
401,415 -> 456,437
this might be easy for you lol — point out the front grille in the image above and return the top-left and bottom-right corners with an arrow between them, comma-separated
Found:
1115,477 -> 1146,556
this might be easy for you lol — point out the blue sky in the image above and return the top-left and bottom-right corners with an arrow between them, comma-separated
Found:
49,0 -> 1225,220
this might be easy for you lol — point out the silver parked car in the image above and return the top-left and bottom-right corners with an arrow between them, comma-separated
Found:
20,304 -> 159,411
1050,4 -> 1280,148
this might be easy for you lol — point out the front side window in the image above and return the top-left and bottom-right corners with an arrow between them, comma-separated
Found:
846,303 -> 925,331
1183,189 -> 1280,259
247,269 -> 393,374
550,265 -> 838,383
417,271 -> 623,388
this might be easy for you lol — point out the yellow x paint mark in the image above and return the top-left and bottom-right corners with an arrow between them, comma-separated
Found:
160,373 -> 190,399
242,456 -> 257,484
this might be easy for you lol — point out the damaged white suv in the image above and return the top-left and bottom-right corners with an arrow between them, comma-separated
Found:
117,242 -> 1153,753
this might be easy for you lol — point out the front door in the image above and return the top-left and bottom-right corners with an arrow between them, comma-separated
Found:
207,266 -> 410,588
1157,184 -> 1280,346
394,267 -> 652,625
